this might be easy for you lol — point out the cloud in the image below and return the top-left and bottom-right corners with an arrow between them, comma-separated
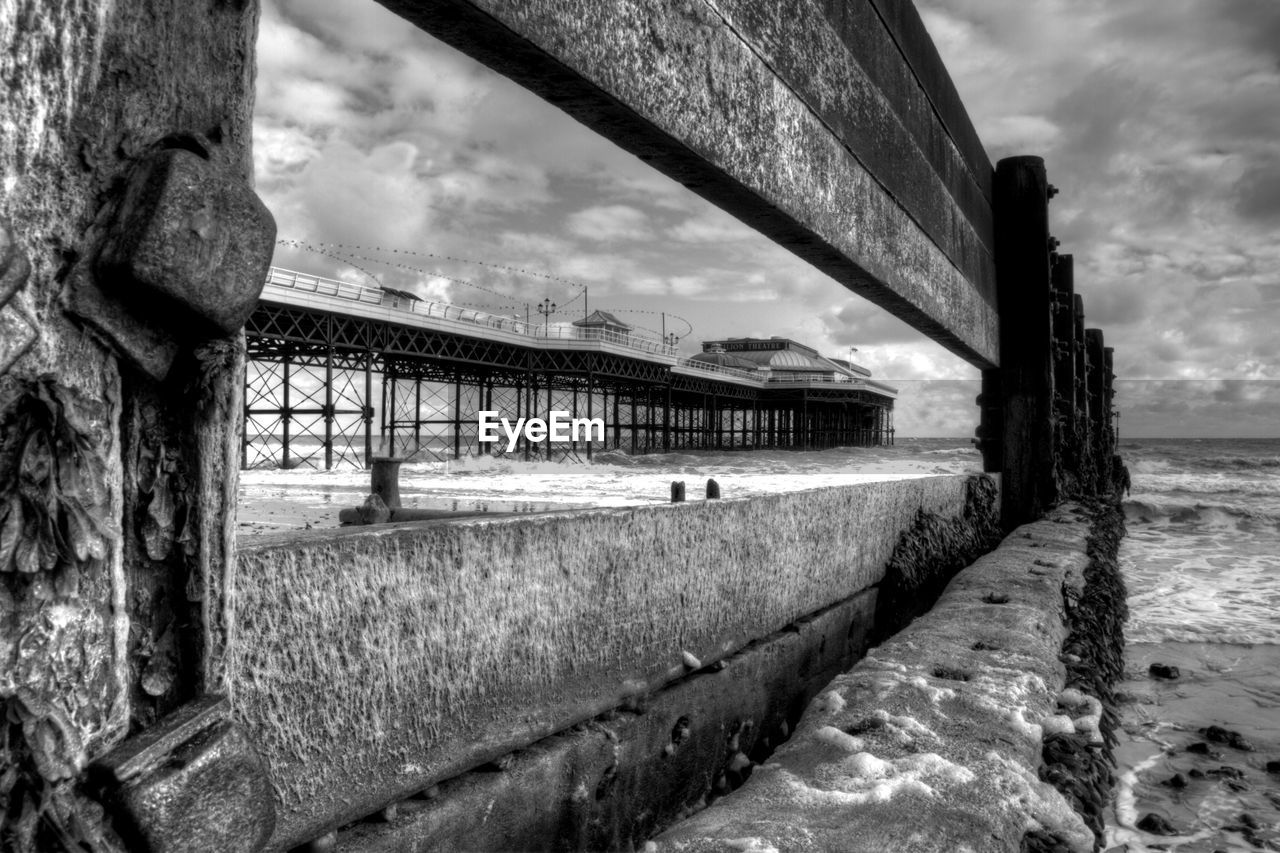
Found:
889,381 -> 980,438
1234,155 -> 1280,223
918,0 -> 1280,410
565,205 -> 653,242
665,212 -> 757,244
1117,380 -> 1280,437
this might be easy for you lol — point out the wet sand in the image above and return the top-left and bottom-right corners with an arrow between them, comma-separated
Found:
1106,642 -> 1280,852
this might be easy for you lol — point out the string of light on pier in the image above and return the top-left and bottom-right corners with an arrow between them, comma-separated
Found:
280,236 -> 586,317
274,238 -> 693,337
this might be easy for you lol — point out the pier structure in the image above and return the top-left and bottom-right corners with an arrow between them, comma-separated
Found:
242,267 -> 897,469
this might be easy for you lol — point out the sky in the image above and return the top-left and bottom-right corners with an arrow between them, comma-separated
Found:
252,0 -> 1280,437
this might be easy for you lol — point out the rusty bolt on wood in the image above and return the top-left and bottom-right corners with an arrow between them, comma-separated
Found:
95,142 -> 276,337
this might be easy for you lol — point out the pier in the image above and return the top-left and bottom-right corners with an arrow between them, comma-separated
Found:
244,267 -> 897,469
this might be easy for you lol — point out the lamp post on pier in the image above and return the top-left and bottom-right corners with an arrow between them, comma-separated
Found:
537,297 -> 556,337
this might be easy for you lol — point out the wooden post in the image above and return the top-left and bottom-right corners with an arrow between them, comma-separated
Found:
1073,294 -> 1091,486
1051,254 -> 1077,491
994,156 -> 1056,529
1085,329 -> 1106,495
370,457 -> 403,509
1103,345 -> 1117,487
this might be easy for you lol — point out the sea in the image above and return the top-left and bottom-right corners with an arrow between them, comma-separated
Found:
1106,439 -> 1280,853
237,437 -> 1280,850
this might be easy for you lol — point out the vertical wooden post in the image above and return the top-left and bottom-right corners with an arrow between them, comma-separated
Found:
1051,254 -> 1077,492
994,156 -> 1056,529
1103,345 -> 1116,487
1085,329 -> 1106,494
1073,295 -> 1091,486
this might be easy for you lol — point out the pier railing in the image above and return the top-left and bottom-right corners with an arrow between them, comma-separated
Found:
264,266 -> 679,357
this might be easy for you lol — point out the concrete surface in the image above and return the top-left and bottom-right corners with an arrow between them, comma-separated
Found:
230,475 -> 980,849
330,589 -> 878,852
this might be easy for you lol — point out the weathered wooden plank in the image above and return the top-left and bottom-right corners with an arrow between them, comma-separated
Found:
378,0 -> 1000,367
861,0 -> 994,202
689,0 -> 995,298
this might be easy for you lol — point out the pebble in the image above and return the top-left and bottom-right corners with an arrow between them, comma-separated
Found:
1206,765 -> 1245,780
1201,724 -> 1253,751
1265,759 -> 1280,774
1148,663 -> 1180,680
1161,772 -> 1187,788
1136,813 -> 1177,835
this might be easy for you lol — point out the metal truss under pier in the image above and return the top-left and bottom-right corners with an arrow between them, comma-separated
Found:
242,268 -> 897,470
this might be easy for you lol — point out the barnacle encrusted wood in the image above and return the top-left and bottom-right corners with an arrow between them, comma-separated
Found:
230,475 -> 987,849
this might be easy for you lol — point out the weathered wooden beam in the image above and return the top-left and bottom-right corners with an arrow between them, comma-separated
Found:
378,0 -> 1000,368
994,156 -> 1055,528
